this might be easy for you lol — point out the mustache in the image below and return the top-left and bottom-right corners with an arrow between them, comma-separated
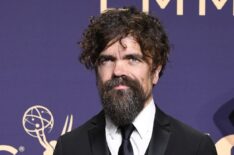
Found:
103,76 -> 139,92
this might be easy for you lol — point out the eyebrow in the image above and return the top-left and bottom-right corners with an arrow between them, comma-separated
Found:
96,55 -> 116,65
96,53 -> 146,63
124,54 -> 144,60
99,53 -> 143,58
97,54 -> 116,60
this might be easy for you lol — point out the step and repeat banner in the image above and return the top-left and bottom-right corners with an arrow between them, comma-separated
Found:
1,0 -> 234,155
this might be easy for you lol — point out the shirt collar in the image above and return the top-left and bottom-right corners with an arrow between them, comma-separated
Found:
105,116 -> 119,139
132,99 -> 156,139
105,99 -> 156,139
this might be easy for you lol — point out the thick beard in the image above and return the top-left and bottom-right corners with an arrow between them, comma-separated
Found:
98,76 -> 150,126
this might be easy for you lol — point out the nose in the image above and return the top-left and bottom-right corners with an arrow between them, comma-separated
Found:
113,61 -> 127,77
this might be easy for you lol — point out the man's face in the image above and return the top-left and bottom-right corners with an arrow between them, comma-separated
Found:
96,36 -> 161,126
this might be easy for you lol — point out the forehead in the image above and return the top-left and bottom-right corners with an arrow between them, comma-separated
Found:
100,36 -> 142,55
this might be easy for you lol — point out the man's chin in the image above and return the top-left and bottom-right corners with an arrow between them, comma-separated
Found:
105,108 -> 138,126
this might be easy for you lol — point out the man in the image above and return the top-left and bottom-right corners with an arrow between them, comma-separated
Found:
53,7 -> 217,155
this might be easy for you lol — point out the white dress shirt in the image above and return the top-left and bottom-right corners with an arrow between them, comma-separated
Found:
105,99 -> 156,155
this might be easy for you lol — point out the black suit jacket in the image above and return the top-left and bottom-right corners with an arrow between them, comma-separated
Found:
53,107 -> 217,155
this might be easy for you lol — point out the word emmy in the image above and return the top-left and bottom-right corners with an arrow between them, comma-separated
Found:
100,0 -> 234,16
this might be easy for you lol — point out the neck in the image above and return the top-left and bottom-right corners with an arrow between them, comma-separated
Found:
143,95 -> 153,108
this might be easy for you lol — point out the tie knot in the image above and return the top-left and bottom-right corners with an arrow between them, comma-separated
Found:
119,124 -> 135,140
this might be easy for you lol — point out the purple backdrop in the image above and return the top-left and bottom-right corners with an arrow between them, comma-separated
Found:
1,0 -> 234,154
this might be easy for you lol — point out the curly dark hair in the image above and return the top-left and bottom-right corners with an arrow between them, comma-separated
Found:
79,7 -> 170,77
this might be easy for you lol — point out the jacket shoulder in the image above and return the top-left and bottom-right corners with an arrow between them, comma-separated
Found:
164,112 -> 217,155
61,111 -> 105,141
53,111 -> 105,155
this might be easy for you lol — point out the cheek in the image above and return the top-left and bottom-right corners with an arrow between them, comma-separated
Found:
138,71 -> 155,90
140,77 -> 152,89
134,66 -> 153,81
97,68 -> 113,83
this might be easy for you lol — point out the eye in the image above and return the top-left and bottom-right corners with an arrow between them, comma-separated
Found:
129,57 -> 140,63
97,56 -> 114,66
126,55 -> 142,64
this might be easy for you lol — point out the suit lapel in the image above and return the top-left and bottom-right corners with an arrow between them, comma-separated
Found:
147,107 -> 171,155
87,108 -> 171,155
88,111 -> 109,155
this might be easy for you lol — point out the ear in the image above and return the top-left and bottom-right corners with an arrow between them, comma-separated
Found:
152,65 -> 162,85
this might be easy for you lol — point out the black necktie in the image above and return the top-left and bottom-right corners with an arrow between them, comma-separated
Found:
118,124 -> 135,155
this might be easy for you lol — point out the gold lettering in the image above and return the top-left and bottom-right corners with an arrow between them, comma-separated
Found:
200,0 -> 229,16
142,0 -> 150,14
100,0 -> 107,13
177,0 -> 184,15
212,0 -> 228,10
155,0 -> 170,9
199,0 -> 206,16
100,0 -> 234,16
154,0 -> 183,15
101,0 -> 116,13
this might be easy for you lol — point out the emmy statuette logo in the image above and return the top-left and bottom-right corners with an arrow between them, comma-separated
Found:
0,105 -> 73,155
22,105 -> 73,155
